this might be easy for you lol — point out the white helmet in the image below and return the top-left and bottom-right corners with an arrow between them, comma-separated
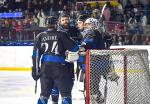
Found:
84,18 -> 99,30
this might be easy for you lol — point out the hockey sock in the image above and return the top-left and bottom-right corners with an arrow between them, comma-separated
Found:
61,97 -> 72,104
51,87 -> 59,104
37,96 -> 48,104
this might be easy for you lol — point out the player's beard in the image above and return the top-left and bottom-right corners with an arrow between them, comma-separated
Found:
63,23 -> 69,28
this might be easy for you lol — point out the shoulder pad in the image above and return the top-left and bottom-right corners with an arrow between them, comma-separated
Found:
36,31 -> 47,38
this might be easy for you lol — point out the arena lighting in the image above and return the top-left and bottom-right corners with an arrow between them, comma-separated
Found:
0,12 -> 22,18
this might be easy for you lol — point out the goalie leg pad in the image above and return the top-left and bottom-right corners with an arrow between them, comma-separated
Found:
51,87 -> 59,104
37,96 -> 48,104
61,97 -> 72,104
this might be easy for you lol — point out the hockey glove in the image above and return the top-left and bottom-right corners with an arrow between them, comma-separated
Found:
65,51 -> 79,62
104,35 -> 113,48
78,46 -> 86,53
31,67 -> 40,81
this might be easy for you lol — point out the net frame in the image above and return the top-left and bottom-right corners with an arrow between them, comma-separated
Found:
85,48 -> 150,104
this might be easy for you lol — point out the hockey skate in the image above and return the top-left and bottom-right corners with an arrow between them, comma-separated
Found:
91,91 -> 105,104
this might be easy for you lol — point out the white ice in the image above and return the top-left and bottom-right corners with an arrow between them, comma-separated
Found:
0,71 -> 85,104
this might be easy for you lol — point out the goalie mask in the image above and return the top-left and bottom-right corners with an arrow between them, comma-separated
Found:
84,18 -> 99,30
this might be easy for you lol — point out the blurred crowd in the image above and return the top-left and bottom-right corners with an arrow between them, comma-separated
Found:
0,0 -> 150,46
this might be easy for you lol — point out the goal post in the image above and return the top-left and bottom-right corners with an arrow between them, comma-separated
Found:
86,49 -> 150,104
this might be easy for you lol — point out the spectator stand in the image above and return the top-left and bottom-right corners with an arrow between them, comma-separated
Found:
0,0 -> 149,46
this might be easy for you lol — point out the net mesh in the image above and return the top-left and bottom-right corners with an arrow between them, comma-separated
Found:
86,49 -> 150,104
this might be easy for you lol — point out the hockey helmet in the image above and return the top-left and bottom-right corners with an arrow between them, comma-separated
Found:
46,16 -> 57,26
77,15 -> 89,23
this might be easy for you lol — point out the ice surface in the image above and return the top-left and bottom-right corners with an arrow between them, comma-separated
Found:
0,71 -> 85,104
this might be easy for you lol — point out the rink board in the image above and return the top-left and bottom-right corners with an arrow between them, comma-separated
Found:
0,45 -> 149,71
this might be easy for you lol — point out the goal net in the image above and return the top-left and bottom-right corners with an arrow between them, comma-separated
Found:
85,49 -> 150,104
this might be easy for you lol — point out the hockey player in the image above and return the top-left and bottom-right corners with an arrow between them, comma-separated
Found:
50,13 -> 77,104
77,17 -> 119,104
76,17 -> 106,103
57,13 -> 80,42
76,15 -> 88,33
77,17 -> 105,67
77,16 -> 106,64
31,16 -> 79,104
50,13 -> 81,104
75,15 -> 89,82
80,18 -> 105,49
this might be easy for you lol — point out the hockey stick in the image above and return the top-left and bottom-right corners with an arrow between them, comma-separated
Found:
103,79 -> 108,104
35,80 -> 37,94
73,61 -> 78,74
99,2 -> 107,33
78,71 -> 86,104
100,3 -> 107,18
35,49 -> 40,94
